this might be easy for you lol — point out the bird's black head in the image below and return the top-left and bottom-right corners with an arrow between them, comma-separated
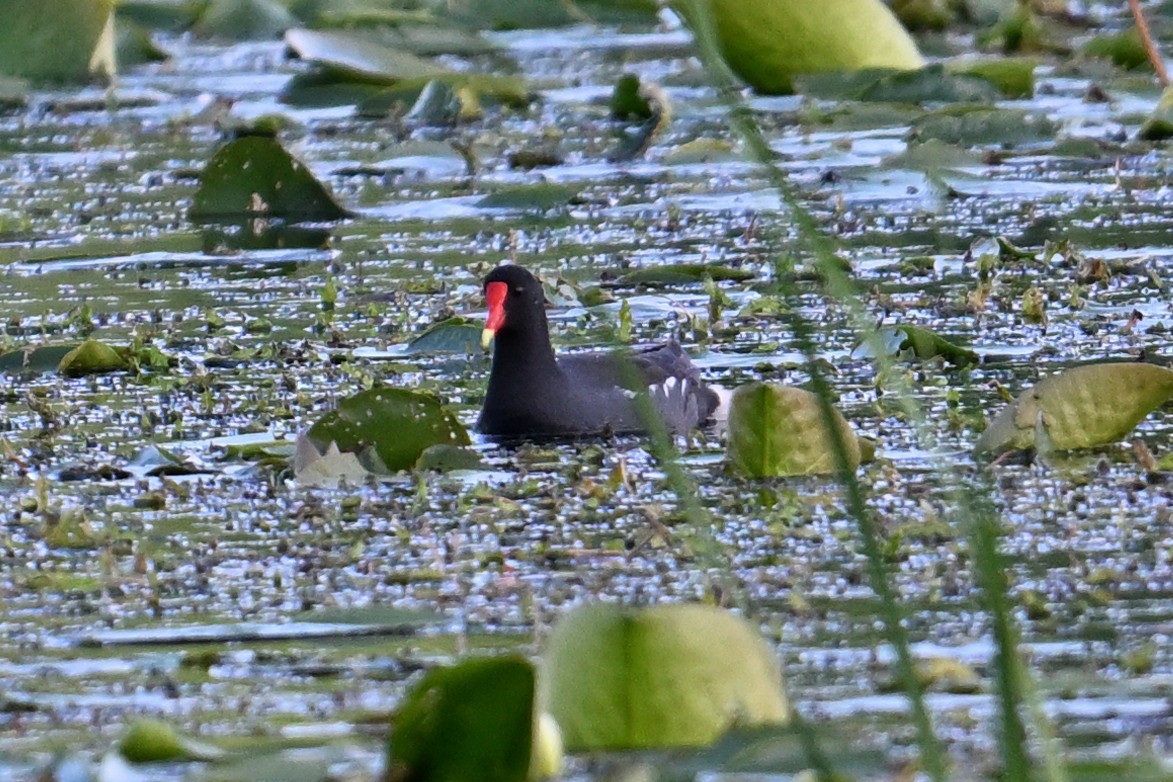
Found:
481,265 -> 548,350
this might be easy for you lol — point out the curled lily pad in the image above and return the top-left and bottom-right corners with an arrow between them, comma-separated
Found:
193,0 -> 296,40
58,339 -> 129,377
685,0 -> 924,95
190,136 -> 350,221
854,325 -> 978,367
725,382 -> 861,477
304,386 -> 470,474
389,656 -> 537,782
539,603 -> 788,750
974,362 -> 1173,457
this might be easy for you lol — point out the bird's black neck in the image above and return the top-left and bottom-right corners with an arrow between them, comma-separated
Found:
488,319 -> 561,391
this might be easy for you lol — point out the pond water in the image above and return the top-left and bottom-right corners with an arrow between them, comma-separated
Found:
3,7 -> 1173,781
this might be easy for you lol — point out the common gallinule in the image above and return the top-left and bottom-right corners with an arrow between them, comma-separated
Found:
477,265 -> 719,437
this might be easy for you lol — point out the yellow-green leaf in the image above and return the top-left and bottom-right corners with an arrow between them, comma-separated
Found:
539,603 -> 788,750
684,0 -> 924,94
974,362 -> 1173,456
725,382 -> 861,477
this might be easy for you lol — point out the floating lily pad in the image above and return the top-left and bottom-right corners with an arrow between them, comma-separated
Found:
0,0 -> 115,83
539,603 -> 788,750
120,719 -> 223,763
0,344 -> 76,376
476,183 -> 577,211
389,656 -> 537,782
725,382 -> 861,477
948,57 -> 1036,99
407,318 -> 484,355
687,0 -> 925,94
854,325 -> 979,367
304,386 -> 470,474
910,104 -> 1056,147
618,264 -> 753,286
190,136 -> 350,221
58,339 -> 130,377
1082,30 -> 1148,71
610,73 -> 653,120
974,362 -> 1173,457
414,444 -> 484,473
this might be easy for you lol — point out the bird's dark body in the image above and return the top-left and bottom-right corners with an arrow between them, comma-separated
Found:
477,265 -> 718,438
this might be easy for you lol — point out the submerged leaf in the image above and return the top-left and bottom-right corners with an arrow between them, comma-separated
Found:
389,656 -> 537,782
190,136 -> 350,221
539,603 -> 788,750
974,362 -> 1173,456
285,28 -> 444,82
304,386 -> 470,473
911,104 -> 1056,146
685,0 -> 924,94
725,382 -> 861,477
476,183 -> 577,211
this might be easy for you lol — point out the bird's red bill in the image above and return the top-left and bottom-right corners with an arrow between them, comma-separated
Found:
485,281 -> 507,333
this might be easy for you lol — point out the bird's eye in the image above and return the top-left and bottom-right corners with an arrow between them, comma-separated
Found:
512,286 -> 525,295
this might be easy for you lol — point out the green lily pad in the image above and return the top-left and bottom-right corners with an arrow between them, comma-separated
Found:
476,183 -> 577,211
974,362 -> 1173,457
190,136 -> 350,221
618,264 -> 754,286
389,656 -> 537,782
0,0 -> 115,83
725,382 -> 861,477
304,386 -> 470,473
0,344 -> 76,376
684,0 -> 924,95
407,318 -> 484,355
910,104 -> 1056,147
120,719 -> 224,763
947,57 -> 1036,99
285,28 -> 444,82
414,444 -> 484,473
539,603 -> 788,750
58,339 -> 130,377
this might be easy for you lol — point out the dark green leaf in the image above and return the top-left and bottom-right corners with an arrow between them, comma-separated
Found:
389,656 -> 536,782
304,386 -> 470,473
190,136 -> 350,221
57,339 -> 130,377
476,183 -> 577,211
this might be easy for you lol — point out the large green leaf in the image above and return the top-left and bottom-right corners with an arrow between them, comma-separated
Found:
190,136 -> 350,221
538,603 -> 788,750
303,386 -> 470,473
684,0 -> 924,95
0,0 -> 115,83
725,382 -> 861,477
974,362 -> 1173,457
193,0 -> 298,40
57,339 -> 130,377
388,656 -> 536,782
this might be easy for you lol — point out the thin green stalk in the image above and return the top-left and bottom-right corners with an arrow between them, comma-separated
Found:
679,2 -> 948,780
970,511 -> 1031,780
